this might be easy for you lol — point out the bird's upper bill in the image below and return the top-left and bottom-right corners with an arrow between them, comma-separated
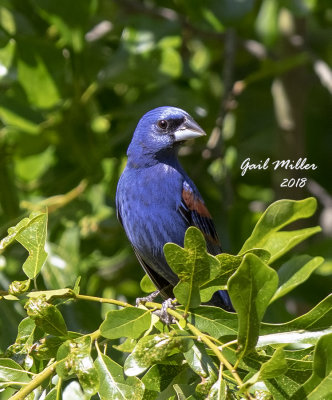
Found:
173,116 -> 206,142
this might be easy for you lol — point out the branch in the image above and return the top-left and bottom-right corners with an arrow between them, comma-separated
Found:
145,301 -> 253,399
10,361 -> 58,400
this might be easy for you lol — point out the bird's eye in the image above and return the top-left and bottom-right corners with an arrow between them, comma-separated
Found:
157,119 -> 168,130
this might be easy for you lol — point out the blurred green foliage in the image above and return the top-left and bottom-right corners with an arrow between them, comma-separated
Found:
0,0 -> 331,358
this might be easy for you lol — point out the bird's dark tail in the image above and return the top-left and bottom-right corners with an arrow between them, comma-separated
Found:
209,290 -> 234,312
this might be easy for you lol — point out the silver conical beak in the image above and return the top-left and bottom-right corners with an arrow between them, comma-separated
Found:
173,117 -> 206,142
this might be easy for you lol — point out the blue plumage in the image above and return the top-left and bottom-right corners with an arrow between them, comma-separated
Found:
116,106 -> 233,311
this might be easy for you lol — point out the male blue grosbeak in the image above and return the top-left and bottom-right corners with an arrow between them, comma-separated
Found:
116,106 -> 233,311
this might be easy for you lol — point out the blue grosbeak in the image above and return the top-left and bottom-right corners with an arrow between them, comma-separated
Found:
116,106 -> 233,311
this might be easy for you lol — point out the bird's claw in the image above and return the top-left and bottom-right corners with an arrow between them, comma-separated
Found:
136,290 -> 159,307
136,292 -> 177,324
154,298 -> 177,325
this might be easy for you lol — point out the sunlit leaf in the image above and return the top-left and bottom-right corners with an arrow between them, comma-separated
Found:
17,42 -> 61,108
0,358 -> 31,388
242,347 -> 288,389
228,253 -> 278,356
95,346 -> 144,400
207,367 -> 228,399
33,335 -> 65,360
25,296 -> 67,336
124,331 -> 193,376
291,333 -> 332,399
164,227 -> 220,311
27,288 -> 75,301
141,364 -> 184,393
100,307 -> 151,339
56,336 -> 99,396
0,211 -> 48,279
262,294 -> 332,335
257,327 -> 332,348
140,274 -> 157,293
187,306 -> 238,338
0,96 -> 43,134
271,255 -> 324,302
184,341 -> 218,396
199,248 -> 270,301
240,198 -> 320,262
255,0 -> 280,46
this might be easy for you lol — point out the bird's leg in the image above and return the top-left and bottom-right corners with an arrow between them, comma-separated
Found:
135,290 -> 160,307
161,298 -> 176,325
153,298 -> 177,325
136,292 -> 177,325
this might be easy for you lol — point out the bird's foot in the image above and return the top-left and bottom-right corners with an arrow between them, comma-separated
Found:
136,292 -> 177,324
135,290 -> 160,307
154,298 -> 177,325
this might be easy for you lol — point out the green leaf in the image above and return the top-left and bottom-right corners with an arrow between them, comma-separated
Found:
27,288 -> 75,302
228,253 -> 278,356
14,145 -> 56,182
164,227 -> 220,311
261,294 -> 332,335
25,296 -> 68,336
140,274 -> 157,293
0,211 -> 48,279
257,327 -> 332,348
240,198 -> 321,262
124,331 -> 193,376
200,248 -> 270,301
207,367 -> 228,399
113,338 -> 137,353
7,317 -> 43,356
44,387 -> 59,400
15,317 -> 37,346
8,279 -> 30,295
56,336 -> 99,396
100,307 -> 151,339
184,342 -> 217,396
0,358 -> 31,388
265,373 -> 303,399
291,333 -> 332,399
0,96 -> 43,135
141,364 -> 184,392
95,346 -> 144,400
160,47 -> 182,78
17,41 -> 61,108
255,0 -> 280,46
18,212 -> 48,279
187,306 -> 238,339
33,336 -> 65,360
242,347 -> 288,389
33,0 -> 97,53
271,255 -> 324,302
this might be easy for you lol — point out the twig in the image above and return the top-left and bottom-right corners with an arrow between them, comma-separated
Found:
10,361 -> 58,400
20,180 -> 87,213
75,293 -> 133,308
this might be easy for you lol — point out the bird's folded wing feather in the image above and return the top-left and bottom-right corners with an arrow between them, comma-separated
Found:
179,180 -> 222,255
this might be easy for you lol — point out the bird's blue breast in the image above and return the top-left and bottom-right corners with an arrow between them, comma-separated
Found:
116,162 -> 188,284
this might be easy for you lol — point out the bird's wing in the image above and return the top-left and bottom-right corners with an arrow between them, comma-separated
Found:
179,180 -> 222,255
131,245 -> 174,299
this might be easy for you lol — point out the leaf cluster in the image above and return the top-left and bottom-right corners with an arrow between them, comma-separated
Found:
0,198 -> 331,399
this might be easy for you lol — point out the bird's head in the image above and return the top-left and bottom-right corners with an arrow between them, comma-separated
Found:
127,106 -> 206,166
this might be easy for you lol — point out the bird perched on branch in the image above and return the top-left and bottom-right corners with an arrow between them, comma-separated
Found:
116,106 -> 233,312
